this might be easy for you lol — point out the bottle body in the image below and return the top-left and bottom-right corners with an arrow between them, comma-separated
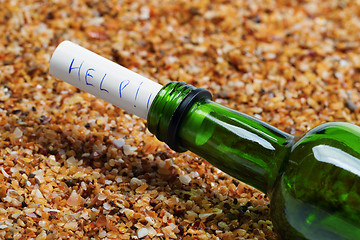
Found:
271,122 -> 360,239
148,82 -> 360,239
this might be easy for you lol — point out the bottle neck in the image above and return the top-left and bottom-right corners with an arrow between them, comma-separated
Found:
148,82 -> 294,194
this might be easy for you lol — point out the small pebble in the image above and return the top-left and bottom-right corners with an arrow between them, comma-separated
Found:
113,138 -> 125,148
14,127 -> 23,139
138,228 -> 149,238
179,174 -> 191,185
64,222 -> 78,230
346,99 -> 358,112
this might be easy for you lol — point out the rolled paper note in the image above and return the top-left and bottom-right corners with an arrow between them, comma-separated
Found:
49,41 -> 162,119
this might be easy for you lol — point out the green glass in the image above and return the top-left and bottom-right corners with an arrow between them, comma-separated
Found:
148,81 -> 360,240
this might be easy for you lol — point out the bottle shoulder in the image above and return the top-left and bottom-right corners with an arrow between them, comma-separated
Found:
289,121 -> 360,178
292,122 -> 360,151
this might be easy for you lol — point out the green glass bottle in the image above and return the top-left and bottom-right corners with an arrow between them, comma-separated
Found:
147,81 -> 360,240
50,41 -> 360,240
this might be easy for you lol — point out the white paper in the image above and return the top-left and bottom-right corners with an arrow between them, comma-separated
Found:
49,41 -> 162,119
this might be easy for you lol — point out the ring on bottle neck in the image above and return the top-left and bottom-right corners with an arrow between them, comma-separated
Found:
147,81 -> 212,152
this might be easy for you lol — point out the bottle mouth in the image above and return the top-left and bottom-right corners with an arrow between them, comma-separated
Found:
147,81 -> 212,152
